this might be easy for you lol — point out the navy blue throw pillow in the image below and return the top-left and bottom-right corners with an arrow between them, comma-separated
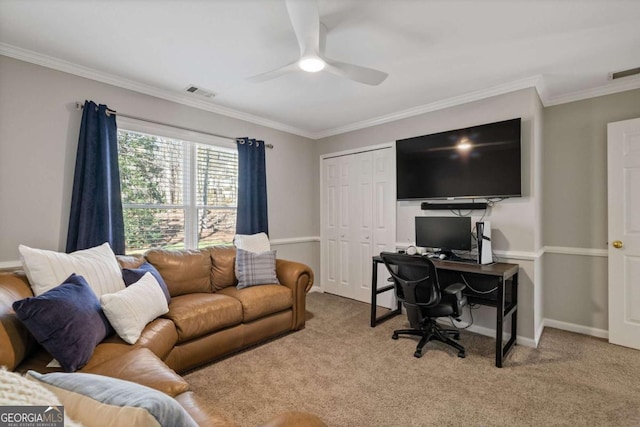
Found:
121,262 -> 171,304
12,274 -> 113,372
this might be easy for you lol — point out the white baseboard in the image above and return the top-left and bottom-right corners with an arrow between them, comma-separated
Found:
436,319 -> 537,348
543,318 -> 608,340
535,321 -> 545,347
308,285 -> 323,294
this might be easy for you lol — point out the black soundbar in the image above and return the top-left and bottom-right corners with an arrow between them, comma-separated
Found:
421,202 -> 488,210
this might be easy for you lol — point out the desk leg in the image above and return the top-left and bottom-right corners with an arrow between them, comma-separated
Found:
511,274 -> 518,348
496,277 -> 505,368
370,259 -> 378,327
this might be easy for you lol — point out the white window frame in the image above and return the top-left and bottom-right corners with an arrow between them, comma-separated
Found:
117,117 -> 237,250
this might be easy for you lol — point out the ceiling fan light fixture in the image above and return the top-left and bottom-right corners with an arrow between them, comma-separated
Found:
298,56 -> 325,72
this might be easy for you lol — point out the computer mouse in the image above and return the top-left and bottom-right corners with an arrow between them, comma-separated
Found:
438,254 -> 447,260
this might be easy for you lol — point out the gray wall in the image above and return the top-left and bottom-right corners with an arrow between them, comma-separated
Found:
0,56 -> 319,269
317,88 -> 544,343
542,88 -> 640,333
3,51 -> 639,337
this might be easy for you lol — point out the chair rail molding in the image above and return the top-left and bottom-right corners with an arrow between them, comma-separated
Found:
543,246 -> 608,257
0,260 -> 21,270
270,236 -> 320,245
394,244 -> 608,260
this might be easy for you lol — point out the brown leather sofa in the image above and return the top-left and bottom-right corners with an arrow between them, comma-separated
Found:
0,246 -> 324,427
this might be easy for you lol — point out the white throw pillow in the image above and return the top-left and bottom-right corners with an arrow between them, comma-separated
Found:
234,232 -> 271,254
19,242 -> 125,297
100,273 -> 169,344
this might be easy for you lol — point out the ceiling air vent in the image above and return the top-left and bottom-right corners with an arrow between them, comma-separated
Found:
184,85 -> 215,98
608,67 -> 640,80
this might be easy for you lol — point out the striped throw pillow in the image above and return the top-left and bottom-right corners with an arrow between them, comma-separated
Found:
19,243 -> 125,297
235,248 -> 279,290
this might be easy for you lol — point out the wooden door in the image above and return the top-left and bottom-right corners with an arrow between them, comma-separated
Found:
608,117 -> 640,350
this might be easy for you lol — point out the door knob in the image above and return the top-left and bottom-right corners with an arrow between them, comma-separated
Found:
612,240 -> 624,249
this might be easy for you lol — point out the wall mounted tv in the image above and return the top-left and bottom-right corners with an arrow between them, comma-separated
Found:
396,118 -> 522,200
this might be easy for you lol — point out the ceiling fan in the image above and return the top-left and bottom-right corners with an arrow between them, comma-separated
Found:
247,0 -> 388,86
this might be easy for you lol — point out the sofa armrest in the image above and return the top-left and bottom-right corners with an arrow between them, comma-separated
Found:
0,272 -> 37,370
275,259 -> 314,331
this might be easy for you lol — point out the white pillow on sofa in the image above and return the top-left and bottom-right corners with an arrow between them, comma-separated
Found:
234,232 -> 270,253
100,272 -> 169,344
19,242 -> 125,297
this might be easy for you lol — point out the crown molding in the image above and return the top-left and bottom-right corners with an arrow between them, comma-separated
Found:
3,42 -> 639,140
310,75 -> 545,139
543,75 -> 640,107
0,43 -> 315,139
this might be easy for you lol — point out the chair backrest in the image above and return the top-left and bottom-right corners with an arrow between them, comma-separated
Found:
379,252 -> 441,308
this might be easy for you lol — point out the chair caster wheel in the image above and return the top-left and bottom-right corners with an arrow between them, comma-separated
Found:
458,351 -> 466,358
392,333 -> 399,340
414,351 -> 423,358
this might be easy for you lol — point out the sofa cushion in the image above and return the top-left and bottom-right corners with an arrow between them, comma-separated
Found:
217,285 -> 292,322
84,347 -> 189,397
163,293 -> 243,342
174,391 -> 237,427
79,318 -> 178,372
13,274 -> 113,372
145,249 -> 212,297
116,254 -> 146,269
209,246 -> 238,291
27,371 -> 198,427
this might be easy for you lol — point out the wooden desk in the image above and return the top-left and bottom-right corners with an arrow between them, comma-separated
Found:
370,255 -> 519,368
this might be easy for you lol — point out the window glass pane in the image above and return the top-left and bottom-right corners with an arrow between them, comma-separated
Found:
123,208 -> 185,253
118,130 -> 184,205
196,144 -> 238,208
197,207 -> 236,248
118,127 -> 237,253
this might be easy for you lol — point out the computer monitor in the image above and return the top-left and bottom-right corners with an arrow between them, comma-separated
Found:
415,216 -> 472,257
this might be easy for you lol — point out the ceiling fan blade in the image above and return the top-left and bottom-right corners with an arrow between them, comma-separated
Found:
324,59 -> 389,86
246,61 -> 299,83
285,0 -> 320,56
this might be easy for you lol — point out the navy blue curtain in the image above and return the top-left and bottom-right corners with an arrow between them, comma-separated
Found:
66,100 -> 125,254
236,137 -> 269,235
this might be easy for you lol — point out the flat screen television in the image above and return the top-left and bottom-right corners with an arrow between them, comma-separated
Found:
396,118 -> 522,200
415,216 -> 471,257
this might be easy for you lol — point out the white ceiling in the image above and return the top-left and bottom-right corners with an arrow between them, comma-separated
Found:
1,0 -> 639,138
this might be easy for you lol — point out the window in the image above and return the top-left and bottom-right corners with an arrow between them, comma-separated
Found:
117,119 -> 237,254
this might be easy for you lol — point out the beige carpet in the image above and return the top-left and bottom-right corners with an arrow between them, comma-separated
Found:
185,293 -> 640,426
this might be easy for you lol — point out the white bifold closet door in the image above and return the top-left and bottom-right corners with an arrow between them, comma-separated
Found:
322,147 -> 395,307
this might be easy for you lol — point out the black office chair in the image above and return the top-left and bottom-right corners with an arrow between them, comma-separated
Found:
380,252 -> 467,358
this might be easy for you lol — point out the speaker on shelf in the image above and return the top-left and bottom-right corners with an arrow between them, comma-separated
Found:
476,221 -> 493,265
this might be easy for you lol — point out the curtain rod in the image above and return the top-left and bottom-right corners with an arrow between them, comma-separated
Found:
75,102 -> 274,149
